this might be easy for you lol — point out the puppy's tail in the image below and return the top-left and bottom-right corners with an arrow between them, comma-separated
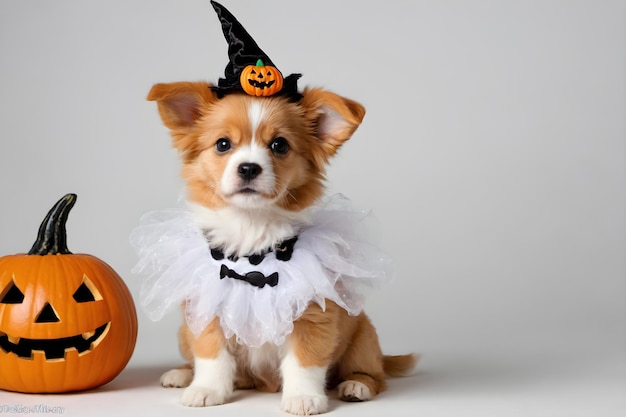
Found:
383,353 -> 419,377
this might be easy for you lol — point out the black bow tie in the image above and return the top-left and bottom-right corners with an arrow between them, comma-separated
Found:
219,265 -> 278,289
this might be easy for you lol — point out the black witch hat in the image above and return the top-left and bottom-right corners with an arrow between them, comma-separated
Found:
210,1 -> 301,100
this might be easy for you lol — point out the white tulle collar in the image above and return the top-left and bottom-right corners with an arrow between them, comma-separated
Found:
131,195 -> 391,347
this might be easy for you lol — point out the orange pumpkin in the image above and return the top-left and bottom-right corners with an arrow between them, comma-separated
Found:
0,194 -> 137,393
240,59 -> 284,96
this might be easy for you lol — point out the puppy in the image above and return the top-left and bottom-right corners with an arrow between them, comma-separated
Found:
146,81 -> 415,415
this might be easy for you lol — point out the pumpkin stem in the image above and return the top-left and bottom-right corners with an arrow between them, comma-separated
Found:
28,193 -> 77,255
255,59 -> 264,66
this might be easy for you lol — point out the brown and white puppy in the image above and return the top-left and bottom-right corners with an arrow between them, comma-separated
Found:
147,81 -> 415,415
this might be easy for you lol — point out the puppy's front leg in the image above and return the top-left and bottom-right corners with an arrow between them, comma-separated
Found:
180,319 -> 236,407
280,305 -> 338,415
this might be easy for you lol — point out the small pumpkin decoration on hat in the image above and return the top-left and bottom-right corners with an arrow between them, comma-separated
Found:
240,59 -> 284,97
210,0 -> 301,99
0,194 -> 137,393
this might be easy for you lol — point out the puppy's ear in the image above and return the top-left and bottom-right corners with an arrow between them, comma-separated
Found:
147,82 -> 217,131
301,88 -> 366,157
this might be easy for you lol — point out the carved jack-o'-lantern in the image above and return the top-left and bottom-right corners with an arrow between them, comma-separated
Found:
0,194 -> 137,393
240,59 -> 284,96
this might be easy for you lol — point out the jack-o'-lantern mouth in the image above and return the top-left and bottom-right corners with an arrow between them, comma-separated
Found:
247,79 -> 275,90
0,322 -> 110,361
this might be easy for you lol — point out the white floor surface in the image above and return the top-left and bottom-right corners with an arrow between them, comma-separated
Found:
1,349 -> 623,417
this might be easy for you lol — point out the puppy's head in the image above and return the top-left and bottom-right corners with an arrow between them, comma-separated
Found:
147,82 -> 365,212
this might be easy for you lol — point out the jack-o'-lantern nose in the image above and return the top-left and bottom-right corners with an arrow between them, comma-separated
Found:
35,302 -> 60,323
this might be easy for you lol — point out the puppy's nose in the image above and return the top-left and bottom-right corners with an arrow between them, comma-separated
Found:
238,162 -> 262,181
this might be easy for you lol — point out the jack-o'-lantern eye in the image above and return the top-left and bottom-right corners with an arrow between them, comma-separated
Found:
0,279 -> 24,304
72,276 -> 102,303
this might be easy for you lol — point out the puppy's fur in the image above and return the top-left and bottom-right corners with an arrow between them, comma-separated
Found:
148,81 -> 415,415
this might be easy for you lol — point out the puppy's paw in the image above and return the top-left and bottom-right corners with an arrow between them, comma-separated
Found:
160,368 -> 192,388
281,394 -> 328,415
337,380 -> 372,402
180,385 -> 230,407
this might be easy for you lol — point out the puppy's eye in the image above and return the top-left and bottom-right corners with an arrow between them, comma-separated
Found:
269,137 -> 289,155
215,138 -> 232,154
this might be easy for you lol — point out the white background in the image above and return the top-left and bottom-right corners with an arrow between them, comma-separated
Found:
0,1 -> 624,416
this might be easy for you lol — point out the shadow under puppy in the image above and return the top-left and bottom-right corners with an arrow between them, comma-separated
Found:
136,2 -> 415,415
